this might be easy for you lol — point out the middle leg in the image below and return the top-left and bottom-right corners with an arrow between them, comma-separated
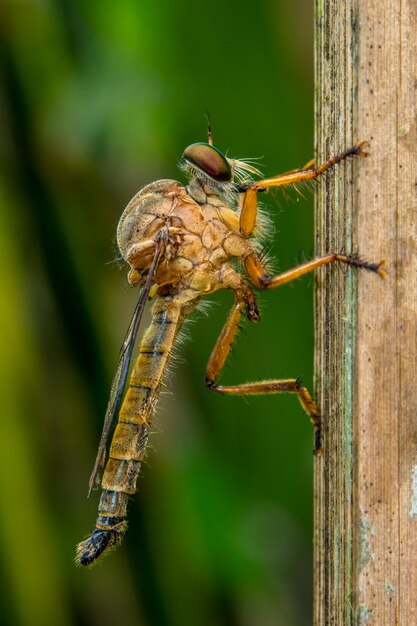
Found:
244,252 -> 386,290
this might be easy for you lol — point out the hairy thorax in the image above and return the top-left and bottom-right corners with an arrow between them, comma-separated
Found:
117,179 -> 255,303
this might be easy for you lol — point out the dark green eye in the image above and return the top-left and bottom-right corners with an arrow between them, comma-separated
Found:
182,143 -> 232,182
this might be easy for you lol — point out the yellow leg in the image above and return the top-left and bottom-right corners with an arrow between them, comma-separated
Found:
205,293 -> 323,455
239,140 -> 368,237
244,252 -> 386,289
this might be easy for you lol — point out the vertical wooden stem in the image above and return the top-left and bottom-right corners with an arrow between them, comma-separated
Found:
314,1 -> 417,624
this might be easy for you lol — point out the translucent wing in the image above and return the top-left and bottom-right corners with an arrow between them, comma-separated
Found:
88,238 -> 165,496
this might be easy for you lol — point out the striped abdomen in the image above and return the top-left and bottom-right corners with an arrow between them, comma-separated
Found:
76,300 -> 184,566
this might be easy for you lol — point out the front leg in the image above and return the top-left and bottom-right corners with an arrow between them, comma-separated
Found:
239,141 -> 368,238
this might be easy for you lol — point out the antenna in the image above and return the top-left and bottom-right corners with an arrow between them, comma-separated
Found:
205,112 -> 213,145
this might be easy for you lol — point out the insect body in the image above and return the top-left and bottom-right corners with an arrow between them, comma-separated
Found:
76,137 -> 385,566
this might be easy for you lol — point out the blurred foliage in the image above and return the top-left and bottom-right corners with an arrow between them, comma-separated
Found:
0,0 -> 315,624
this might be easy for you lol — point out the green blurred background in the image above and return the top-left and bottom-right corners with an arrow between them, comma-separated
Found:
0,1 -> 315,624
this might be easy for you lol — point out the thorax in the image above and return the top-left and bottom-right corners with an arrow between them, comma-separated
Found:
117,178 -> 253,297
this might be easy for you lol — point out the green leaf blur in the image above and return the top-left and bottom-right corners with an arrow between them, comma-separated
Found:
0,1 -> 314,624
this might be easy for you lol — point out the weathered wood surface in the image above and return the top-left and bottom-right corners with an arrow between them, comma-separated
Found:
314,1 -> 417,624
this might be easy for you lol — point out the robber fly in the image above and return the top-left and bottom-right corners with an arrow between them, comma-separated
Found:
76,130 -> 385,566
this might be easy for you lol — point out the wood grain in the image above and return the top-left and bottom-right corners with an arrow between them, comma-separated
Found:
314,1 -> 417,623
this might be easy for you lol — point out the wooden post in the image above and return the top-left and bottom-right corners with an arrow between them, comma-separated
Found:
314,1 -> 417,624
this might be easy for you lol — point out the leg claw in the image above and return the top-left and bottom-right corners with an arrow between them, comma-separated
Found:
354,139 -> 369,158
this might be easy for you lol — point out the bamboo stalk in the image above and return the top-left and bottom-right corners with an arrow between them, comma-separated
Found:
314,1 -> 417,623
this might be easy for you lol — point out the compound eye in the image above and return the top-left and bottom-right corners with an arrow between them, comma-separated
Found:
182,143 -> 231,182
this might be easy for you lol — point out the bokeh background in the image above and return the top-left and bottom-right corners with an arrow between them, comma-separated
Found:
0,1 -> 315,625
